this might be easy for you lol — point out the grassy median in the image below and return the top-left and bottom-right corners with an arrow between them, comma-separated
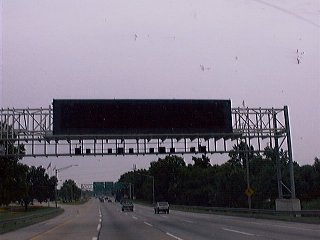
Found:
0,205 -> 63,234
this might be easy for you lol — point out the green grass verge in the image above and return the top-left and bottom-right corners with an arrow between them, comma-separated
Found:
302,198 -> 320,210
171,205 -> 320,224
58,199 -> 88,205
0,206 -> 64,234
132,201 -> 320,224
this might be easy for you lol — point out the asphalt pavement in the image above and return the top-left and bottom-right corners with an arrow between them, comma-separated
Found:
2,199 -> 320,240
99,201 -> 320,240
1,199 -> 101,240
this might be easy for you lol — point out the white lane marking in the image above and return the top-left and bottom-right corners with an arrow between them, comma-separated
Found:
97,223 -> 101,232
144,221 -> 153,227
166,232 -> 184,240
93,207 -> 102,240
222,227 -> 255,236
132,216 -> 138,220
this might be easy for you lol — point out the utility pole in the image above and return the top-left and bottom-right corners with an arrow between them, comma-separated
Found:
133,164 -> 136,200
152,176 -> 155,204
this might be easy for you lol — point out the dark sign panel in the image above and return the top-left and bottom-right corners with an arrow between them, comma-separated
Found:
93,182 -> 105,195
53,99 -> 232,136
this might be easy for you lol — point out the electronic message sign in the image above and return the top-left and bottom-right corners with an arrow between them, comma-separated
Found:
53,99 -> 232,136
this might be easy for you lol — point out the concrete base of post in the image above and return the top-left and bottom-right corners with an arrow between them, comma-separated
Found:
276,198 -> 301,216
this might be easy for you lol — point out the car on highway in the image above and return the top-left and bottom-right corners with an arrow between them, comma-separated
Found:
121,200 -> 134,212
154,201 -> 169,214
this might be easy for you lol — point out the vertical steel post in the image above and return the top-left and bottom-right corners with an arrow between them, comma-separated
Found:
144,139 -> 147,154
152,176 -> 155,204
245,109 -> 252,209
184,138 -> 187,153
273,111 -> 283,199
55,169 -> 58,208
133,164 -> 136,200
284,106 -> 296,198
135,139 -> 138,154
246,142 -> 251,209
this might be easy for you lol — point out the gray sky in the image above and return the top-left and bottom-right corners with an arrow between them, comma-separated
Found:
1,0 -> 319,184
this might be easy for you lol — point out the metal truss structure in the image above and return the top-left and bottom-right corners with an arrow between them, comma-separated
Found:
0,105 -> 296,199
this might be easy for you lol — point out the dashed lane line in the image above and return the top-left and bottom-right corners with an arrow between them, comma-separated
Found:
97,223 -> 101,232
93,206 -> 102,240
222,227 -> 255,236
144,221 -> 153,227
166,232 -> 184,240
99,206 -> 102,218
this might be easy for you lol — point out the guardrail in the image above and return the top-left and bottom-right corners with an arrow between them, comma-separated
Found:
171,205 -> 320,217
0,208 -> 63,233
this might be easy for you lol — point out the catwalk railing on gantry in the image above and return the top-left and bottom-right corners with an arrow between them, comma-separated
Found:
0,106 -> 293,158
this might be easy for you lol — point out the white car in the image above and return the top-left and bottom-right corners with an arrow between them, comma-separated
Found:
154,202 -> 169,214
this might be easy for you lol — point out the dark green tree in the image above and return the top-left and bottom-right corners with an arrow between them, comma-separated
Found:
149,155 -> 186,203
213,162 -> 247,207
0,122 -> 26,206
228,141 -> 254,168
192,155 -> 211,168
21,166 -> 57,211
59,179 -> 81,202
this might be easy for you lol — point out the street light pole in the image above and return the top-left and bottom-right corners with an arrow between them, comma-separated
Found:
54,164 -> 78,208
152,176 -> 155,204
55,169 -> 58,208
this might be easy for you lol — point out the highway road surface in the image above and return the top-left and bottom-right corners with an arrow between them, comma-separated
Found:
2,198 -> 320,240
100,201 -> 320,240
1,199 -> 101,240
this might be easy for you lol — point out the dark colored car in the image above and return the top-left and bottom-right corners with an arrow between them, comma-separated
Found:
121,200 -> 134,212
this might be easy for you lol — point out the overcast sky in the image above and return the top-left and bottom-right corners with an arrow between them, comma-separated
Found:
1,0 -> 319,184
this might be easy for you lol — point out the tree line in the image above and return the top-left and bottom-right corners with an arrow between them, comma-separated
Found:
118,143 -> 320,209
0,122 -> 81,210
59,179 -> 82,203
0,153 -> 57,211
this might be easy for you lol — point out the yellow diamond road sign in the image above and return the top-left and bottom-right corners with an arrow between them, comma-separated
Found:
245,187 -> 255,197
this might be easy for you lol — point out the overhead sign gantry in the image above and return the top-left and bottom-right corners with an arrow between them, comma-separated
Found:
0,99 -> 291,158
0,99 -> 297,201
